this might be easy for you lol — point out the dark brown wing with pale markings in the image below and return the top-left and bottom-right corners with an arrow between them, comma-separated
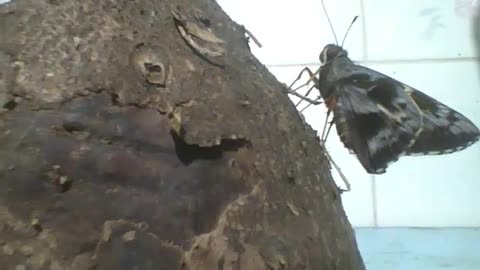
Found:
405,89 -> 480,155
332,74 -> 423,174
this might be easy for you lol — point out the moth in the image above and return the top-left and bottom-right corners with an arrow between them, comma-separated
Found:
288,3 -> 480,175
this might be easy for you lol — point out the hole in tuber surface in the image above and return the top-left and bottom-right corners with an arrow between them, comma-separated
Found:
170,131 -> 250,165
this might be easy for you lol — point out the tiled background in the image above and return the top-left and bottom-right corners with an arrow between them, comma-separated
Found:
218,0 -> 480,227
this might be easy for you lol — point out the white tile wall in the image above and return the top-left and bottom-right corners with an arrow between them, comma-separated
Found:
218,0 -> 364,65
364,0 -> 478,60
218,0 -> 480,227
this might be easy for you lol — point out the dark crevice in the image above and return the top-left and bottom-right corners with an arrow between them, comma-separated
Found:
3,100 -> 17,110
144,62 -> 162,73
77,241 -> 98,254
48,0 -> 60,5
63,119 -> 86,133
32,222 -> 43,233
217,256 -> 225,270
110,93 -> 120,106
104,90 -> 150,109
57,178 -> 72,193
126,102 -> 148,109
170,130 -> 251,165
198,17 -> 211,27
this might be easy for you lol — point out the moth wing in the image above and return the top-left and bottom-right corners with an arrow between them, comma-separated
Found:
353,65 -> 480,154
333,69 -> 423,174
405,89 -> 480,155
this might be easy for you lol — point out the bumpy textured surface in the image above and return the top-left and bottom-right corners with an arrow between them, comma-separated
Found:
0,0 -> 365,269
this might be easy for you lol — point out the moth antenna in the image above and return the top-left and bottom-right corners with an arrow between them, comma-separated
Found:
321,0 -> 338,45
340,16 -> 359,47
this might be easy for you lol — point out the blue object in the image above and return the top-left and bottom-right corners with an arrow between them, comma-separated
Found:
355,228 -> 480,270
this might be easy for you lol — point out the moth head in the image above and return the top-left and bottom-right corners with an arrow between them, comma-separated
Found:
319,44 -> 348,64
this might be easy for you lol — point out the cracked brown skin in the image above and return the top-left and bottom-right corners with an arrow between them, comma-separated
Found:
0,0 -> 365,270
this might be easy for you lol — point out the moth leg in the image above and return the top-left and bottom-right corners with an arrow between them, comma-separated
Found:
288,66 -> 349,192
321,144 -> 351,193
320,109 -> 336,142
323,118 -> 335,142
287,67 -> 319,92
295,68 -> 321,108
287,89 -> 323,105
299,98 -> 320,112
286,67 -> 322,106
295,84 -> 319,107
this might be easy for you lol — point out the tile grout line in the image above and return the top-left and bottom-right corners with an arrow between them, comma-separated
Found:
357,57 -> 480,65
359,0 -> 368,61
265,56 -> 480,67
371,174 -> 378,227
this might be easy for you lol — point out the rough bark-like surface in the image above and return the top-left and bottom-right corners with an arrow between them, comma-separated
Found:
0,0 -> 365,269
